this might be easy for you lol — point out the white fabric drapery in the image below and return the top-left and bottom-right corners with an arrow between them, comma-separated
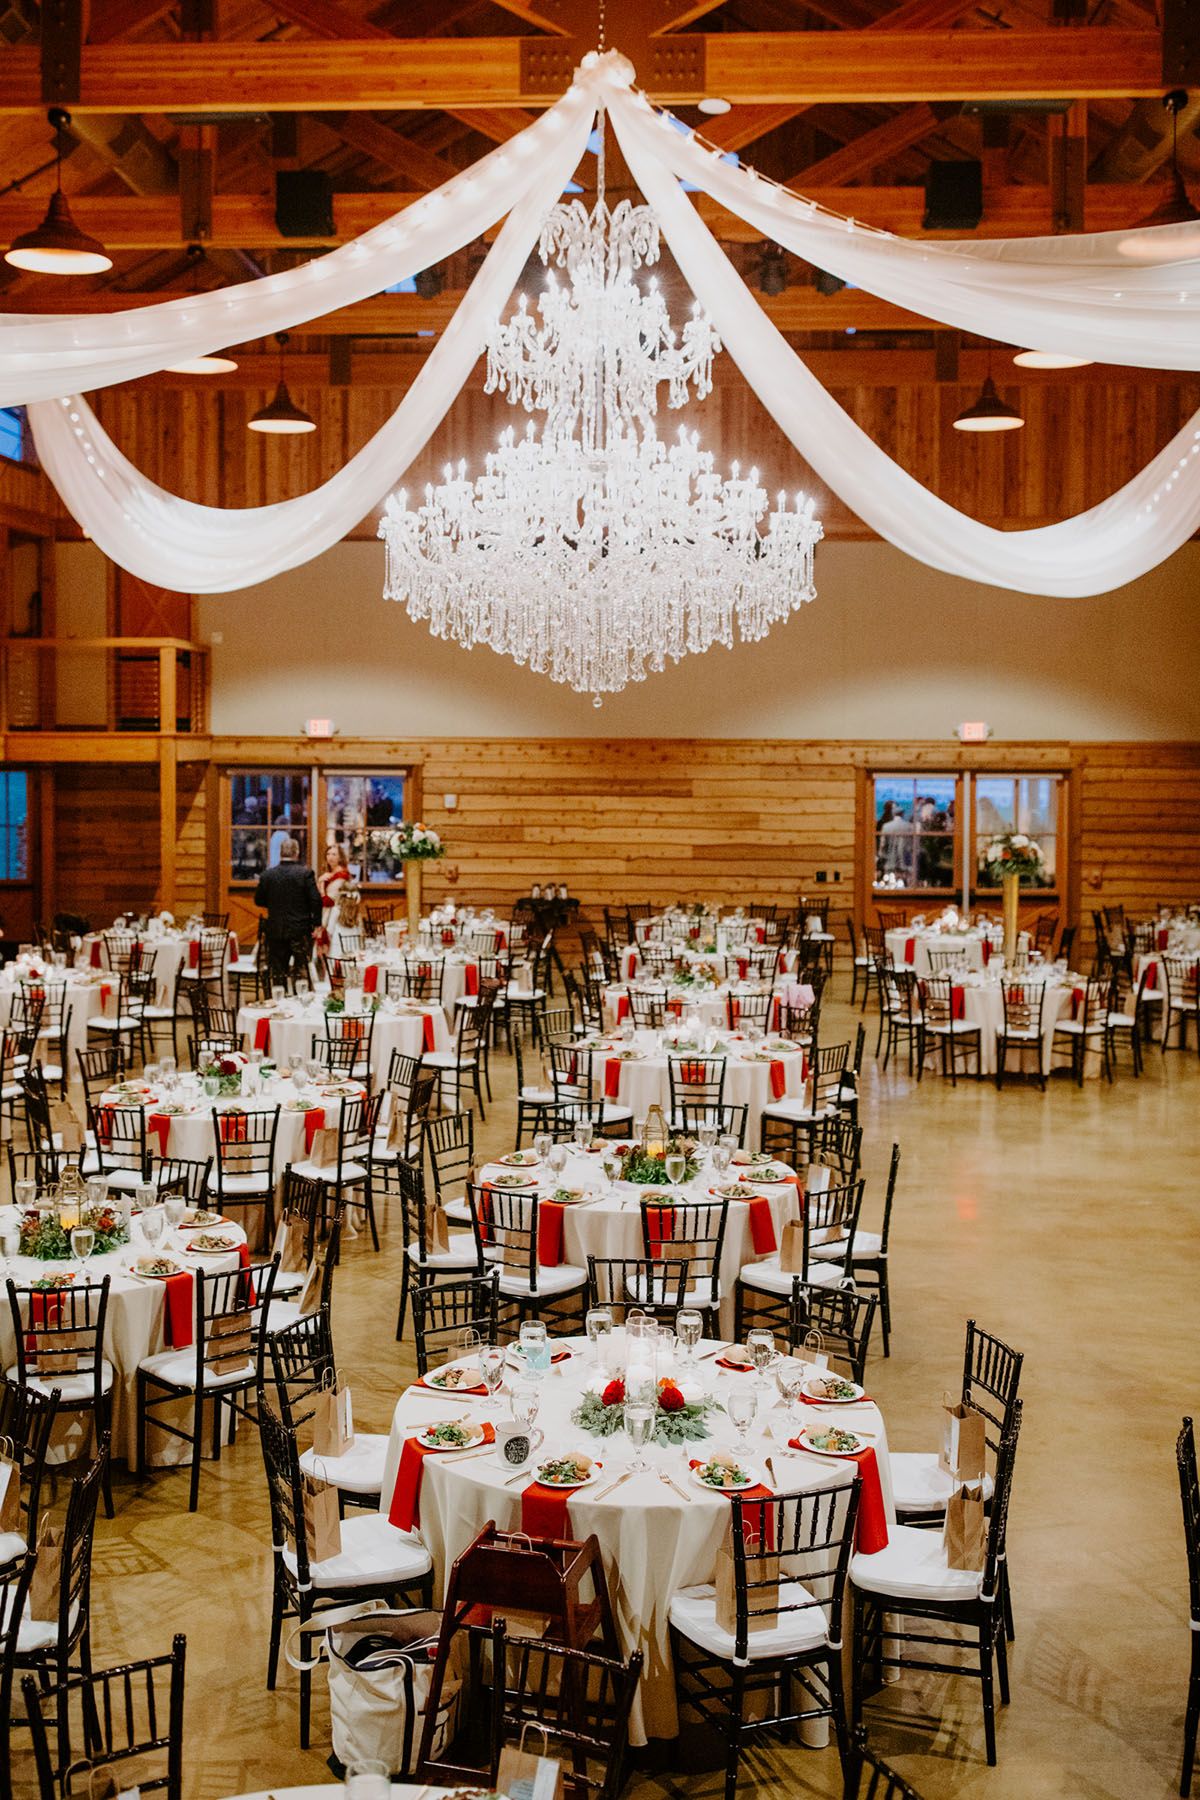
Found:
0,78 -> 598,408
11,51 -> 1200,598
26,100 -> 595,591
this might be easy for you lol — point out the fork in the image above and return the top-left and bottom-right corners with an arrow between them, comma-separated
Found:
658,1468 -> 691,1502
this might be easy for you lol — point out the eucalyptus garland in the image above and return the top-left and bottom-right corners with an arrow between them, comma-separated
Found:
19,1205 -> 130,1262
619,1140 -> 699,1185
571,1380 -> 722,1446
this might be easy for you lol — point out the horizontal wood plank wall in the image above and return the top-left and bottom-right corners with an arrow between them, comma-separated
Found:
1077,745 -> 1200,928
175,765 -> 207,915
54,765 -> 160,923
91,375 -> 1200,542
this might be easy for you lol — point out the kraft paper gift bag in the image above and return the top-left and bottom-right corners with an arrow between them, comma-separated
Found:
208,1309 -> 254,1376
939,1393 -> 987,1481
714,1535 -> 780,1637
943,1480 -> 987,1571
422,1204 -> 451,1257
778,1220 -> 805,1274
312,1371 -> 354,1458
496,1723 -> 564,1800
0,1439 -> 21,1535
300,1469 -> 341,1563
271,1211 -> 309,1275
308,1128 -> 340,1172
29,1513 -> 64,1621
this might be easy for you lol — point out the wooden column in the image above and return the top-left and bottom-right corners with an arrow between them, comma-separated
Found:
158,647 -> 178,910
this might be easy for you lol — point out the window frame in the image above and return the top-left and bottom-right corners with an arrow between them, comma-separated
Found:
0,771 -> 30,883
321,770 -> 411,890
226,768 -> 313,888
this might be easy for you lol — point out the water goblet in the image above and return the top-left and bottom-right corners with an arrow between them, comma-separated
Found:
14,1179 -> 35,1217
510,1377 -> 541,1449
546,1142 -> 569,1183
620,1021 -> 635,1048
664,1150 -> 686,1186
773,1358 -> 805,1433
711,1141 -> 732,1178
139,1206 -> 166,1251
479,1341 -> 505,1410
159,1054 -> 177,1082
518,1319 -> 551,1378
676,1307 -> 703,1363
601,1149 -> 622,1190
163,1195 -> 188,1237
573,1118 -> 594,1152
697,1121 -> 718,1162
747,1327 -> 776,1384
727,1381 -> 758,1456
533,1131 -> 552,1165
202,1075 -> 219,1102
271,985 -> 285,1004
135,1182 -> 156,1215
143,1061 -> 160,1089
69,1224 -> 95,1277
345,1761 -> 391,1800
585,1307 -> 613,1365
625,1401 -> 655,1473
85,1179 -> 107,1215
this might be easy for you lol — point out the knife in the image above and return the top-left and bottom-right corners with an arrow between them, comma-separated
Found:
594,1469 -> 633,1501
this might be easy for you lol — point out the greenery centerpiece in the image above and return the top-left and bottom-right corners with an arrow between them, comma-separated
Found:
20,1203 -> 130,1261
573,1376 -> 722,1446
619,1138 -> 700,1184
980,833 -> 1046,961
199,1052 -> 246,1096
390,821 -> 447,940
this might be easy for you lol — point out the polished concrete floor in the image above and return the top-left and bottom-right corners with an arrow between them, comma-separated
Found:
31,988 -> 1200,1800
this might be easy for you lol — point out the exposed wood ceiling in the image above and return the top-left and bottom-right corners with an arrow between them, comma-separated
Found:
0,0 -> 1193,388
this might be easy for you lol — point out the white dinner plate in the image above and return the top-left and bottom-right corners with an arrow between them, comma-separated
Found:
130,1259 -> 186,1280
801,1374 -> 866,1405
487,1173 -> 539,1189
797,1426 -> 866,1459
532,1460 -> 602,1489
691,1461 -> 762,1494
498,1152 -> 541,1168
416,1421 -> 487,1451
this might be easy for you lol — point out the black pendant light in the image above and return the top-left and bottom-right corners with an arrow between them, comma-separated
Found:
5,108 -> 112,275
953,343 -> 1025,433
248,333 -> 315,434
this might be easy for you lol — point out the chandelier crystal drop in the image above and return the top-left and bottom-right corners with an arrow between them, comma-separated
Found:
380,189 -> 822,702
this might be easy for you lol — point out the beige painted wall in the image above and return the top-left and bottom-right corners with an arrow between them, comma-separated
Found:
194,537 -> 1200,741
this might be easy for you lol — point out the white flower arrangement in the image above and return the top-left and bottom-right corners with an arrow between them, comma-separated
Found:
389,822 -> 446,861
980,833 -> 1045,879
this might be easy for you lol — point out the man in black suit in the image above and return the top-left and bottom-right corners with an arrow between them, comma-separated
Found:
254,836 -> 322,988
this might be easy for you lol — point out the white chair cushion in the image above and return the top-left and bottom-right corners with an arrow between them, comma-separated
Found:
495,1261 -> 588,1298
299,1432 -> 389,1496
283,1512 -> 432,1589
0,1531 -> 27,1568
889,1450 -> 995,1515
138,1346 -> 255,1390
8,1363 -> 113,1404
286,1159 -> 368,1185
1106,1012 -> 1135,1027
263,1298 -> 302,1336
1053,1020 -> 1104,1036
851,1522 -> 986,1603
422,1052 -> 458,1071
926,1020 -> 980,1036
405,1234 -> 479,1270
626,1270 -> 719,1310
519,1084 -> 555,1103
143,1006 -> 177,1020
737,1256 -> 842,1294
761,1100 -> 834,1124
999,1026 -> 1041,1040
669,1580 -> 830,1661
442,1197 -> 471,1224
207,1171 -> 273,1195
849,1230 -> 882,1260
17,1598 -> 81,1654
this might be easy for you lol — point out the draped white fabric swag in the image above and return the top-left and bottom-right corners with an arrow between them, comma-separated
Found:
12,51 -> 1200,597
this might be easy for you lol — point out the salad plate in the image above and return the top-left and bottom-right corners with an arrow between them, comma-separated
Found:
801,1373 -> 866,1405
533,1455 -> 600,1489
183,1234 -> 240,1254
487,1172 -> 539,1189
416,1420 -> 486,1452
797,1425 -> 865,1458
419,1365 -> 487,1395
498,1151 -> 541,1168
131,1257 -> 185,1280
691,1457 -> 760,1493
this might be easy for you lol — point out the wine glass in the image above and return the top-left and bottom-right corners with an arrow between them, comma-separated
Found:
510,1377 -> 541,1448
664,1150 -> 686,1186
202,1075 -> 219,1102
572,1117 -> 594,1152
585,1307 -> 613,1365
620,1020 -> 635,1048
69,1223 -> 95,1276
533,1131 -> 552,1165
479,1341 -> 505,1410
546,1142 -> 569,1183
85,1179 -> 107,1215
747,1327 -> 776,1384
163,1195 -> 188,1239
143,1061 -> 159,1090
271,985 -> 285,1004
344,1762 -> 391,1800
139,1206 -> 166,1251
697,1121 -> 718,1163
625,1401 -> 655,1473
774,1357 -> 805,1435
13,1179 -> 35,1217
727,1381 -> 758,1456
711,1141 -> 732,1179
676,1307 -> 703,1363
601,1148 -> 622,1191
518,1320 -> 550,1378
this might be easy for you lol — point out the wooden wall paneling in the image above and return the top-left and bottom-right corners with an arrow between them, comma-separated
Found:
53,764 -> 161,925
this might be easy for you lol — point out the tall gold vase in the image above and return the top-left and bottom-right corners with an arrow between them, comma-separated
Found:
1002,869 -> 1021,962
405,859 -> 421,941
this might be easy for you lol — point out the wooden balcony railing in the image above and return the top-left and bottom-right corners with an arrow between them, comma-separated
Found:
2,638 -> 208,735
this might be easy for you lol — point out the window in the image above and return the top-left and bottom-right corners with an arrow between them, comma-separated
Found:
229,771 -> 309,882
0,409 -> 25,465
974,775 -> 1059,889
324,773 -> 407,885
873,774 -> 956,891
0,773 -> 28,879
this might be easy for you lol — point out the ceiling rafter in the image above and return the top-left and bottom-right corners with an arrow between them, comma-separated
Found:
785,100 -> 945,185
320,111 -> 459,190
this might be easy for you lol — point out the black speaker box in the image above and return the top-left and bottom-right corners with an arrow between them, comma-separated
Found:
923,161 -> 983,231
275,170 -> 335,238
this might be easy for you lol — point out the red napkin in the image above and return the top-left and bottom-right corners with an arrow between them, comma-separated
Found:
474,1188 -> 494,1244
716,1354 -> 754,1372
1157,928 -> 1169,951
162,1271 -> 194,1348
520,1467 -> 600,1539
604,1059 -> 622,1100
645,1204 -> 674,1258
904,939 -> 915,965
951,987 -> 965,1021
727,998 -> 740,1026
228,933 -> 239,963
1144,961 -> 1158,990
737,958 -> 749,981
769,1060 -> 787,1100
422,1014 -> 436,1053
94,1105 -> 114,1147
441,929 -> 455,947
788,1438 -> 888,1554
90,941 -> 102,969
679,1060 -> 707,1086
303,1107 -> 326,1152
496,932 -> 507,952
363,965 -> 378,995
148,1113 -> 171,1155
219,1112 -> 248,1144
616,994 -> 630,1022
99,984 -> 112,1012
237,1241 -> 257,1303
772,996 -> 781,1031
690,926 -> 700,940
390,1422 -> 496,1530
464,963 -> 479,997
688,1461 -> 775,1544
253,1017 -> 271,1053
537,1202 -> 564,1267
756,927 -> 765,944
748,1196 -> 777,1254
667,999 -> 683,1018
982,939 -> 991,965
188,940 -> 200,968
1071,986 -> 1083,1019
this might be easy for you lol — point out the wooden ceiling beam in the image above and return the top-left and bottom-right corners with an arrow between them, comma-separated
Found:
0,31 -> 1164,113
784,101 -> 943,187
87,0 -> 175,43
320,112 -> 457,190
0,179 -> 1172,248
700,103 -> 815,153
442,107 -> 541,144
265,0 -> 393,37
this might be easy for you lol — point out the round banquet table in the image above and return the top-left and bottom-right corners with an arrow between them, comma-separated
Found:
0,966 -> 108,1082
379,1335 -> 894,1745
601,980 -> 814,1035
0,1215 -> 246,1469
477,1146 -> 802,1339
76,929 -> 237,1007
586,1027 -> 808,1148
884,928 -> 999,978
940,971 -> 1102,1078
618,943 -> 798,984
237,996 -> 451,1082
330,950 -> 481,1024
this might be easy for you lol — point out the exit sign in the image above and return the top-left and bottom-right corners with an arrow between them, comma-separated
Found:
305,719 -> 334,739
958,721 -> 990,743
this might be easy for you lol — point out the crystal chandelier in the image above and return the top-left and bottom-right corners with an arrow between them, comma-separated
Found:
379,143 -> 822,704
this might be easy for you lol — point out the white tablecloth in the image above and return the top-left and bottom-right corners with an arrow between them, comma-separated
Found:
0,1218 -> 245,1468
77,931 -> 237,1006
884,929 -> 997,978
379,1335 -> 893,1744
236,998 -> 451,1083
0,969 -> 107,1084
591,1029 -> 808,1148
952,974 -> 1096,1076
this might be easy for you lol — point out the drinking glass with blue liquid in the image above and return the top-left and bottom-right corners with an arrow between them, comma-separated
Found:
518,1319 -> 551,1377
